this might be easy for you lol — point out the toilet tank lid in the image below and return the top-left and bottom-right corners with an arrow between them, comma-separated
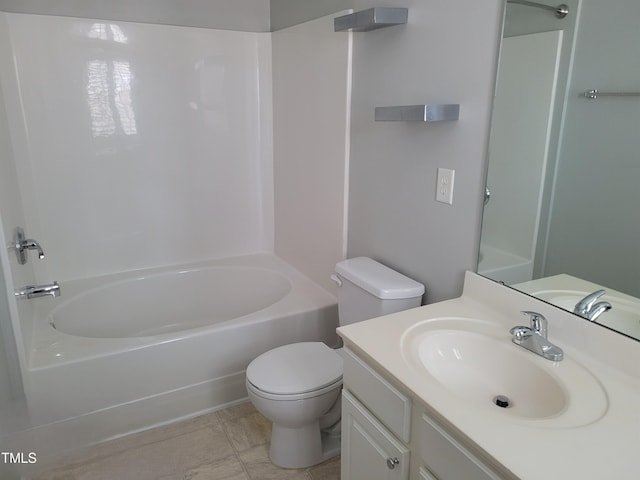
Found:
335,257 -> 425,300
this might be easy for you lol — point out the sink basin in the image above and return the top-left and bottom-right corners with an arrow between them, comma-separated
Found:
417,330 -> 566,418
401,318 -> 608,427
533,289 -> 640,340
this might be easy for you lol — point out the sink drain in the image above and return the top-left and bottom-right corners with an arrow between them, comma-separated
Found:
493,395 -> 512,408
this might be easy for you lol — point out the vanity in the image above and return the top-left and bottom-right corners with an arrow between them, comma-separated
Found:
337,272 -> 640,479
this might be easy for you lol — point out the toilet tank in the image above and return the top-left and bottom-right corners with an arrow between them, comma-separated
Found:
333,257 -> 425,326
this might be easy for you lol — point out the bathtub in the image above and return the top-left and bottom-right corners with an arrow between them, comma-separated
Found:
23,254 -> 338,446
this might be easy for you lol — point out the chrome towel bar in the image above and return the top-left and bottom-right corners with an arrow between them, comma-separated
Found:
583,89 -> 640,99
507,0 -> 569,19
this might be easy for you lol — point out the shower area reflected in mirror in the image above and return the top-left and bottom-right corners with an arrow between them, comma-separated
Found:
478,0 -> 578,284
479,29 -> 562,283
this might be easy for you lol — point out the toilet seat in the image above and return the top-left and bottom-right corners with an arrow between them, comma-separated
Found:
247,376 -> 342,401
246,342 -> 342,398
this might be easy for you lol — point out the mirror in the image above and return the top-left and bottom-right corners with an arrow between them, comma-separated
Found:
479,0 -> 640,341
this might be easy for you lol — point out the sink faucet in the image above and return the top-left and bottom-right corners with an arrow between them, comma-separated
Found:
509,311 -> 563,361
15,282 -> 61,299
573,289 -> 612,321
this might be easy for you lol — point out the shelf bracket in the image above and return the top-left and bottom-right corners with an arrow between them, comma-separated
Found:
334,8 -> 408,32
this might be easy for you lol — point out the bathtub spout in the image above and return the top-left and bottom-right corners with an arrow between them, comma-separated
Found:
15,282 -> 61,299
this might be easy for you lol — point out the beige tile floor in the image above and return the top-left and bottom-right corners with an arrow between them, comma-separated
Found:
33,401 -> 340,480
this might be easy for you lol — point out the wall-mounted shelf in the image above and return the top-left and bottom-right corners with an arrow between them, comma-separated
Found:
334,8 -> 408,32
375,104 -> 460,122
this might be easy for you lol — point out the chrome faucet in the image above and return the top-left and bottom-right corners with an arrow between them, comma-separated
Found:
573,289 -> 612,321
13,227 -> 45,265
15,282 -> 61,299
509,311 -> 563,361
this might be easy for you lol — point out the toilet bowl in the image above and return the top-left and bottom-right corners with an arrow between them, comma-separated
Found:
245,257 -> 425,469
246,342 -> 343,468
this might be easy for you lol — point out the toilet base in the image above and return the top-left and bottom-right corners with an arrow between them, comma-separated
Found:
269,421 -> 341,469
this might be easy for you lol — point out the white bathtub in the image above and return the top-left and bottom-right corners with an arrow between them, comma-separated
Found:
24,254 -> 338,447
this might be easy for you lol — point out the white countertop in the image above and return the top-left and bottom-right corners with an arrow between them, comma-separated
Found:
337,272 -> 640,480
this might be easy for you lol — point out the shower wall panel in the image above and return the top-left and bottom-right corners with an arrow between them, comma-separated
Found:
272,13 -> 351,294
3,14 -> 274,282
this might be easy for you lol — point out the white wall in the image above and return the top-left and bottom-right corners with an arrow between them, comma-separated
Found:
270,0 -> 350,31
0,2 -> 508,312
3,14 -> 274,283
269,0 -> 505,302
346,0 -> 503,303
0,13 -> 36,389
272,13 -> 351,293
0,0 -> 271,31
0,256 -> 14,406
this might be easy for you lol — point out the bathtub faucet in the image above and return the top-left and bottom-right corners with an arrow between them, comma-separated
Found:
15,282 -> 61,300
13,226 -> 45,264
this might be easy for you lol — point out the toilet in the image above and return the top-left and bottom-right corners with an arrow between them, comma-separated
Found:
245,257 -> 425,468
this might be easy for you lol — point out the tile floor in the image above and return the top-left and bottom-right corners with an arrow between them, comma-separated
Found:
32,401 -> 340,480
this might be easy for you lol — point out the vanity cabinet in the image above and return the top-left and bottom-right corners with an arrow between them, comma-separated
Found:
341,347 -> 505,480
341,390 -> 410,479
341,347 -> 411,479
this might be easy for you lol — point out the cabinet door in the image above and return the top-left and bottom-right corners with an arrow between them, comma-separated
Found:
341,390 -> 410,480
419,414 -> 502,480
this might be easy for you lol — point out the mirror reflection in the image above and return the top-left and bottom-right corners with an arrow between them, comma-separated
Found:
479,0 -> 640,341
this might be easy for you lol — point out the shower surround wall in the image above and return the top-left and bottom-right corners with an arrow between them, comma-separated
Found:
5,13 -> 274,284
272,13 -> 351,294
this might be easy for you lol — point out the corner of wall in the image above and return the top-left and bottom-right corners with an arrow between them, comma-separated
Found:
257,31 -> 275,253
272,13 -> 352,294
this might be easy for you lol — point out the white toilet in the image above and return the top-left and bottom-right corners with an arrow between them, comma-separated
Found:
246,257 -> 425,468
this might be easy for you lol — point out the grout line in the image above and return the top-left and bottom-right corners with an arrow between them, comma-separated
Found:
217,409 -> 254,480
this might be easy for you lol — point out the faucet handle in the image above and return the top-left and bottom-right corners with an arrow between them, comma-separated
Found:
509,325 -> 532,340
520,311 -> 547,338
13,226 -> 45,265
